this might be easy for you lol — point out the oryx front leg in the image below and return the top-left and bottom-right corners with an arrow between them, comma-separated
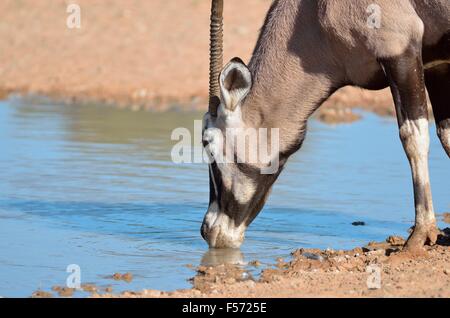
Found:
381,46 -> 438,252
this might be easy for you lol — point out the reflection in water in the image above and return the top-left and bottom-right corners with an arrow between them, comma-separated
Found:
0,96 -> 448,297
201,249 -> 245,267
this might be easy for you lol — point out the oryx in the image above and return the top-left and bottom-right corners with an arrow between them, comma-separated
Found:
201,0 -> 450,251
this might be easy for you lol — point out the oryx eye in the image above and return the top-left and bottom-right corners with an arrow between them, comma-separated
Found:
203,140 -> 214,158
202,127 -> 223,162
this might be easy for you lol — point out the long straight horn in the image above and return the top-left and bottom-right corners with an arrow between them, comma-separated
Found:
208,0 -> 223,117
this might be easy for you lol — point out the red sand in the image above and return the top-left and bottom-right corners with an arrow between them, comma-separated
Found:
0,0 -> 395,121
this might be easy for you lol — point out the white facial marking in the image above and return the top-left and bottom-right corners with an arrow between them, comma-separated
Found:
218,103 -> 243,128
203,127 -> 223,162
204,202 -> 247,248
204,201 -> 219,225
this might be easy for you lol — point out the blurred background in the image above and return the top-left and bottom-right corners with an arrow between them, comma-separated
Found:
0,0 -> 393,119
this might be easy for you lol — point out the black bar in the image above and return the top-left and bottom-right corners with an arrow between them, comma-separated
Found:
0,298 -> 447,316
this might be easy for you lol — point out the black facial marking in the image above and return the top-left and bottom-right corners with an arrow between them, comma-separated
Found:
209,162 -> 223,206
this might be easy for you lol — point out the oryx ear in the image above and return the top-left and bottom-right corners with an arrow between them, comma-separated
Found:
219,57 -> 252,111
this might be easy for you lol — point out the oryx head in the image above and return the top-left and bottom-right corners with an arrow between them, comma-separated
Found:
200,1 -> 283,248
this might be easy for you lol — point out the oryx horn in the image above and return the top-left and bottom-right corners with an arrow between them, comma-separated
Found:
208,0 -> 223,117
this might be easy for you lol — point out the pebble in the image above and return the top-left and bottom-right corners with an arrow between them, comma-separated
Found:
32,290 -> 53,298
52,286 -> 74,297
246,281 -> 256,288
81,284 -> 97,293
367,249 -> 385,257
143,290 -> 161,297
112,272 -> 133,282
303,252 -> 325,262
386,236 -> 406,246
122,272 -> 133,282
334,256 -> 348,263
249,260 -> 261,267
104,287 -> 113,293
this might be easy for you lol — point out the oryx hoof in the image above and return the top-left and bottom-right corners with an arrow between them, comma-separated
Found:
404,224 -> 439,253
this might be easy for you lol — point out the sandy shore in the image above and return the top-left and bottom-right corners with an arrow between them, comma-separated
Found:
29,215 -> 449,298
89,229 -> 449,298
0,0 -> 395,122
33,232 -> 450,298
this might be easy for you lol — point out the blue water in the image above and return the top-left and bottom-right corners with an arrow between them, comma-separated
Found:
0,96 -> 448,297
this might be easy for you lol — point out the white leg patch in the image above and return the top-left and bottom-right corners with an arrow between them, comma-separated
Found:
399,118 -> 435,225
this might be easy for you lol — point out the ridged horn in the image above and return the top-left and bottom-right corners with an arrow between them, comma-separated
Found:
208,0 -> 223,117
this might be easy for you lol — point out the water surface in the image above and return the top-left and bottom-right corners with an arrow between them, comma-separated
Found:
0,96 -> 448,297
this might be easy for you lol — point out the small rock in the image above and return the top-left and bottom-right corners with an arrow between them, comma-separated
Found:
444,269 -> 450,275
245,281 -> 256,288
441,213 -> 450,224
143,290 -> 161,297
241,272 -> 250,280
122,272 -> 133,282
104,286 -> 113,293
248,260 -> 261,267
112,273 -> 122,280
387,236 -> 406,246
224,277 -> 236,284
112,272 -> 133,282
52,285 -> 75,297
32,290 -> 53,298
367,249 -> 385,257
57,287 -> 74,297
325,248 -> 335,255
334,256 -> 346,263
303,252 -> 325,262
352,221 -> 366,226
81,284 -> 97,293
